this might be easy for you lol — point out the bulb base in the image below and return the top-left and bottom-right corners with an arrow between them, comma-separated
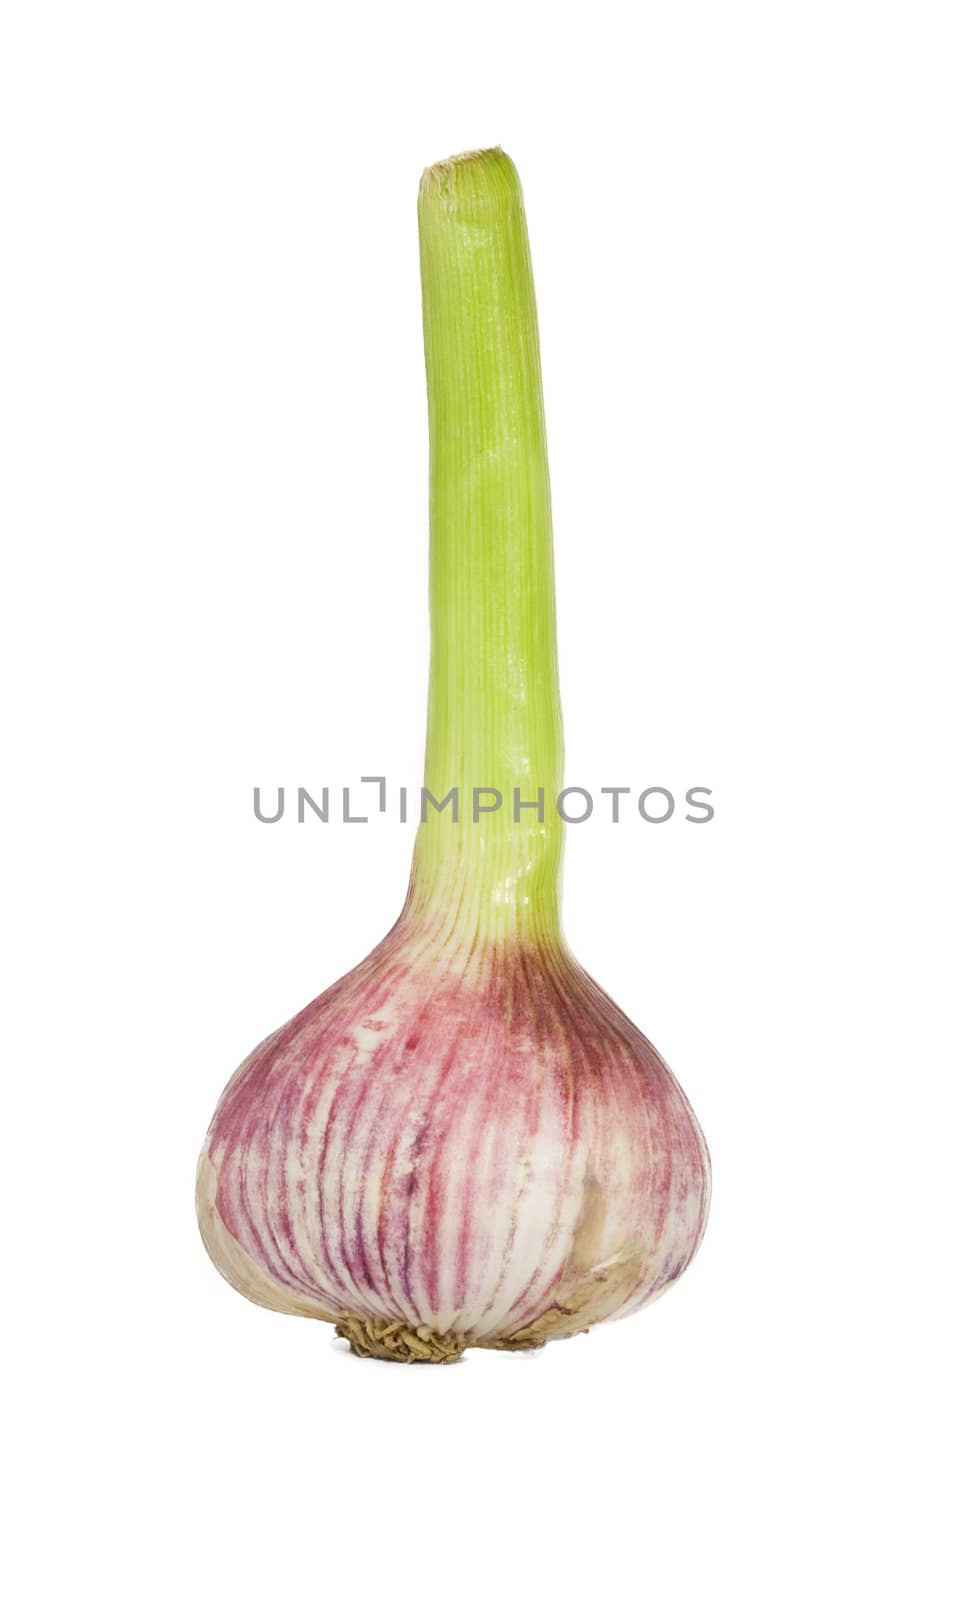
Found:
335,1316 -> 465,1364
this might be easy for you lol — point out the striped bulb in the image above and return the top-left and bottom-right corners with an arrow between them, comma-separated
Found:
197,149 -> 710,1362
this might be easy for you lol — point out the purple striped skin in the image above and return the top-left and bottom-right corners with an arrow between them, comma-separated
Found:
198,906 -> 711,1349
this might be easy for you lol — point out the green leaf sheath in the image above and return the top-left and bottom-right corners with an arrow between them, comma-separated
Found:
409,149 -> 564,947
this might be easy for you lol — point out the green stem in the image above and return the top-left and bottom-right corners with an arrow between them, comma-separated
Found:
409,149 -> 564,945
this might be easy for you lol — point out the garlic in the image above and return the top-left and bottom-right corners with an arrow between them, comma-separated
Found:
197,147 -> 710,1362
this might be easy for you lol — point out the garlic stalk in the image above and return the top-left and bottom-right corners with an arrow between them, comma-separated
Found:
197,148 -> 710,1362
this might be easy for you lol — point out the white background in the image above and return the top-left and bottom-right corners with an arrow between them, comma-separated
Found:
3,3 -> 956,1596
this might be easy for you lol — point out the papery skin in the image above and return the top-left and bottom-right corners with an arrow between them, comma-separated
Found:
198,914 -> 710,1348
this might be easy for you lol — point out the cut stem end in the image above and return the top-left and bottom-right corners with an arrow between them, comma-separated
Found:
418,146 -> 520,215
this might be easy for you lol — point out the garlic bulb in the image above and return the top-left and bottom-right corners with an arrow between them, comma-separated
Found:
197,148 -> 710,1362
